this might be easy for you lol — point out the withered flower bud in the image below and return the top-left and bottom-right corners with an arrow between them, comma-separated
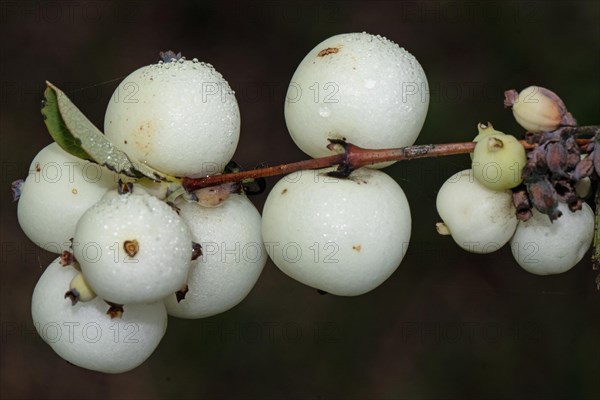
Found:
504,86 -> 576,132
526,178 -> 561,221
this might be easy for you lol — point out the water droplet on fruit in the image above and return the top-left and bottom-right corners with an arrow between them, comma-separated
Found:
319,107 -> 331,118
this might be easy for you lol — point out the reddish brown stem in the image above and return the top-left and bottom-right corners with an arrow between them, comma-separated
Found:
182,138 -> 592,192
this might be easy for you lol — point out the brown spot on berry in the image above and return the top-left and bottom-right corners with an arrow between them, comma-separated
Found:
176,285 -> 189,303
318,47 -> 340,57
191,242 -> 202,261
106,302 -> 124,319
281,188 -> 288,195
60,251 -> 74,266
64,289 -> 80,306
124,240 -> 139,258
133,120 -> 155,157
35,163 -> 41,172
118,180 -> 133,195
71,188 -> 78,195
352,244 -> 362,252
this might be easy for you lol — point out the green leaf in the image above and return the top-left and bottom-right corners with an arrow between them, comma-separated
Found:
41,83 -> 92,161
41,81 -> 178,182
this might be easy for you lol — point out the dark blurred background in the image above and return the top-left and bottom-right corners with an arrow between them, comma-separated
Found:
1,1 -> 599,399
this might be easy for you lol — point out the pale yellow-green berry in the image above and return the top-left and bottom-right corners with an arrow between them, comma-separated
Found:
575,178 -> 591,198
472,133 -> 526,190
470,122 -> 505,160
68,271 -> 96,303
473,122 -> 504,142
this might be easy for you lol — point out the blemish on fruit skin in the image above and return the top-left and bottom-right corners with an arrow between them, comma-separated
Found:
64,289 -> 80,306
106,303 -> 124,319
71,188 -> 78,195
59,250 -> 74,266
352,244 -> 362,252
124,240 -> 139,258
191,242 -> 202,261
281,188 -> 288,195
133,120 -> 154,157
35,162 -> 41,172
318,47 -> 340,57
176,285 -> 189,303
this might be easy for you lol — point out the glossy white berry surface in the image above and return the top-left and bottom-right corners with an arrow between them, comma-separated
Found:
73,192 -> 192,304
104,59 -> 240,178
284,32 -> 429,164
32,258 -> 167,374
436,169 -> 518,253
165,195 -> 267,318
510,202 -> 594,275
17,143 -> 117,253
262,167 -> 411,296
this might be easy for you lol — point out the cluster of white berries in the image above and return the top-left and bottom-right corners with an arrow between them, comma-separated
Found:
17,32 -> 429,373
436,115 -> 594,275
14,33 -> 594,374
19,55 -> 264,373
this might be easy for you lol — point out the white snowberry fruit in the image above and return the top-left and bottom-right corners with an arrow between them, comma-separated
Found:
165,194 -> 267,318
104,58 -> 240,178
17,142 -> 118,253
73,192 -> 193,304
284,32 -> 429,166
32,258 -> 167,374
510,202 -> 594,275
436,169 -> 518,254
262,167 -> 411,296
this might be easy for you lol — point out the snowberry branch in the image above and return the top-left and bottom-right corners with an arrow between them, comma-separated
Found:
181,128 -> 596,192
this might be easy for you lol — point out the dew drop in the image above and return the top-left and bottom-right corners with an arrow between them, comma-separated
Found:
319,107 -> 331,118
